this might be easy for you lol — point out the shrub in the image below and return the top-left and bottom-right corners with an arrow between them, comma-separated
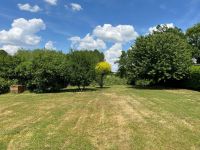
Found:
0,78 -> 10,94
183,65 -> 200,90
104,75 -> 127,86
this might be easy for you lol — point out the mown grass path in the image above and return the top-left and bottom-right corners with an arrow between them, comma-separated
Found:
0,86 -> 200,150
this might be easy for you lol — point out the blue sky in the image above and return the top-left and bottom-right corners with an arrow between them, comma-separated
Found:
0,0 -> 200,70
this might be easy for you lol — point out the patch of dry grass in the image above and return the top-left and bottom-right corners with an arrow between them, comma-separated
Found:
0,86 -> 200,149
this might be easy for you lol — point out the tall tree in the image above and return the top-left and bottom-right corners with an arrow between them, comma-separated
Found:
68,50 -> 104,89
186,23 -> 200,63
127,32 -> 192,85
116,51 -> 127,78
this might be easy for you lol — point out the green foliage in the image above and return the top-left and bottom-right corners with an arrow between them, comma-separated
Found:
15,49 -> 69,93
152,25 -> 185,39
104,75 -> 127,86
68,50 -> 103,89
127,32 -> 192,85
0,78 -> 10,94
95,61 -> 111,88
182,65 -> 200,90
0,50 -> 20,80
135,79 -> 153,87
186,23 -> 200,63
116,51 -> 127,78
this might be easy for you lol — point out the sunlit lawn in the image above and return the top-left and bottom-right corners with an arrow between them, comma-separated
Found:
0,86 -> 200,150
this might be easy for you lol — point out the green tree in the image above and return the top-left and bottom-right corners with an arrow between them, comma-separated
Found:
152,25 -> 185,39
116,51 -> 127,78
0,50 -> 19,80
127,32 -> 192,85
15,49 -> 69,93
68,50 -> 103,90
95,61 -> 111,88
186,23 -> 200,63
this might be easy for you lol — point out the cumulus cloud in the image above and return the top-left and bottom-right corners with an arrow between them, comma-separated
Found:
70,3 -> 83,11
148,23 -> 175,34
69,34 -> 106,50
93,24 -> 138,43
45,41 -> 56,49
69,24 -> 138,71
105,43 -> 122,72
0,18 -> 46,55
1,45 -> 21,55
44,0 -> 57,6
18,3 -> 42,13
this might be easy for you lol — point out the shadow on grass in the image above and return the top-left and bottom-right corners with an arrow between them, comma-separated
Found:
60,88 -> 98,93
127,85 -> 200,92
51,86 -> 111,93
95,86 -> 111,89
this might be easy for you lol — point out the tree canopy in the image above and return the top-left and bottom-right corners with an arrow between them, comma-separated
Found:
126,32 -> 192,85
186,23 -> 200,63
95,61 -> 111,88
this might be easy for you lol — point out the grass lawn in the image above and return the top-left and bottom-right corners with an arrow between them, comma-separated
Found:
0,85 -> 200,150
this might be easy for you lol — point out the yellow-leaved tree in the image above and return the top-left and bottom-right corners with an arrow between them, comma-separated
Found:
95,61 -> 111,88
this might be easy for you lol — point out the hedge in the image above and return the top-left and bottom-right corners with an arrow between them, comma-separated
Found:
183,65 -> 200,90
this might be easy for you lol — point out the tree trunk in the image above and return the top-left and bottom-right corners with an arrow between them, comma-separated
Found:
100,74 -> 104,88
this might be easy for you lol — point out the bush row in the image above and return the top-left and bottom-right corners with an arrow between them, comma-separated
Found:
0,49 -> 105,93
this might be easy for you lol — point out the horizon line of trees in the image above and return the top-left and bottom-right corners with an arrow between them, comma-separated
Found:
0,49 -> 111,93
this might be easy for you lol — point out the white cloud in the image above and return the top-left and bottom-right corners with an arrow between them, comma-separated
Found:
70,3 -> 82,11
18,3 -> 41,13
93,24 -> 138,43
0,45 -> 20,55
44,0 -> 57,6
45,41 -> 56,49
69,34 -> 106,50
0,18 -> 46,55
69,24 -> 138,72
148,23 -> 175,34
105,43 -> 122,72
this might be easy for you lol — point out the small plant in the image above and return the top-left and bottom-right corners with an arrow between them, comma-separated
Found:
95,62 -> 111,88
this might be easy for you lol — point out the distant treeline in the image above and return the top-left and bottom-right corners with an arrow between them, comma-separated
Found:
0,49 -> 107,93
